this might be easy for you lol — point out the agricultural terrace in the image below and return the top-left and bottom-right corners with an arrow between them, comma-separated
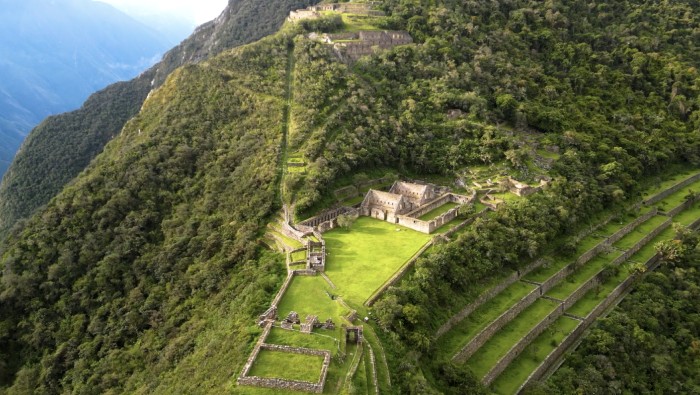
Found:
324,217 -> 432,304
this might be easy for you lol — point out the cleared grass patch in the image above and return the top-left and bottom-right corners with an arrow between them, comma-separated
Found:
418,202 -> 459,221
465,298 -> 559,379
490,316 -> 579,395
631,226 -> 676,263
277,275 -> 348,323
436,281 -> 536,359
248,349 -> 324,382
269,230 -> 304,249
324,217 -> 431,304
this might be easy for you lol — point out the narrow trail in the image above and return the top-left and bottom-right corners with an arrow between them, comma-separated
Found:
277,43 -> 295,206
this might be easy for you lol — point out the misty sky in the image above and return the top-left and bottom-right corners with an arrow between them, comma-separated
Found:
97,0 -> 228,25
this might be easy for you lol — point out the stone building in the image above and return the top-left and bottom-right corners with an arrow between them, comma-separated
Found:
360,189 -> 410,222
288,9 -> 320,21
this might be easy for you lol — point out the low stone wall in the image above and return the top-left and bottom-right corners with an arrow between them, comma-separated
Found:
334,185 -> 358,200
483,304 -> 565,385
643,172 -> 700,206
239,321 -> 274,378
453,287 -> 541,363
271,271 -> 295,307
238,343 -> 331,393
365,239 -> 434,306
435,255 -> 544,339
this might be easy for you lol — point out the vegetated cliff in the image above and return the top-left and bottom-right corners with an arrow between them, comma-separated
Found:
0,0 -> 698,393
0,0 -> 319,237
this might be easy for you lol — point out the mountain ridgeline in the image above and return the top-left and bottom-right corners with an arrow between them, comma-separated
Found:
0,0 -> 320,236
0,0 -> 174,176
0,0 -> 699,393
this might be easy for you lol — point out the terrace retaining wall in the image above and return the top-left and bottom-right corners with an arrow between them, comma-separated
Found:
517,253 -> 662,393
483,304 -> 565,385
643,172 -> 700,206
665,194 -> 700,217
436,257 -> 545,339
611,218 -> 672,266
452,287 -> 541,363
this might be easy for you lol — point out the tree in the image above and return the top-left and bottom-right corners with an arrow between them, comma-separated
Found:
336,213 -> 357,229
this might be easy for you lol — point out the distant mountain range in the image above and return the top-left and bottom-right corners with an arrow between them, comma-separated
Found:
0,0 -> 177,175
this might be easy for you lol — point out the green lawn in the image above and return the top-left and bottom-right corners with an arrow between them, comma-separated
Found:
434,217 -> 465,234
248,349 -> 325,382
490,317 -> 580,395
276,275 -> 348,324
291,250 -> 307,262
266,327 -> 339,352
436,281 -> 536,359
612,215 -> 668,250
323,217 -> 431,304
546,250 -> 623,300
418,202 -> 459,221
465,298 -> 559,379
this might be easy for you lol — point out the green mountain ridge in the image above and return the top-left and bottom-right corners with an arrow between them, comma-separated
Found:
0,0 -> 320,237
0,0 -> 699,393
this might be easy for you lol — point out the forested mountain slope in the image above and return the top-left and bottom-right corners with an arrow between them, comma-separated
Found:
0,0 -> 698,393
0,0 -> 319,237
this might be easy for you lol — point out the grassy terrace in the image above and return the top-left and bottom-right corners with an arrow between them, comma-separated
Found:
673,202 -> 700,226
277,275 -> 348,323
324,217 -> 431,304
567,265 -> 630,317
525,232 -> 610,283
654,178 -> 700,210
642,169 -> 698,200
291,250 -> 307,262
546,250 -> 623,300
418,202 -> 459,221
266,327 -> 338,351
612,215 -> 668,250
269,229 -> 304,249
465,298 -> 559,379
436,281 -> 536,359
491,316 -> 579,395
249,349 -> 325,382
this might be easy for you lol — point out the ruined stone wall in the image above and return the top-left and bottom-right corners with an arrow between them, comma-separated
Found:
483,304 -> 565,385
405,194 -> 452,218
395,216 -> 432,233
435,254 -> 544,339
453,287 -> 541,362
299,206 -> 354,228
239,321 -> 274,378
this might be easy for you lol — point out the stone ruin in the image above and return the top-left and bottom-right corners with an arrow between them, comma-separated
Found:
288,2 -> 385,21
320,31 -> 413,61
323,318 -> 335,330
301,315 -> 320,334
281,311 -> 300,329
359,180 -> 475,234
345,326 -> 363,344
258,306 -> 277,325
